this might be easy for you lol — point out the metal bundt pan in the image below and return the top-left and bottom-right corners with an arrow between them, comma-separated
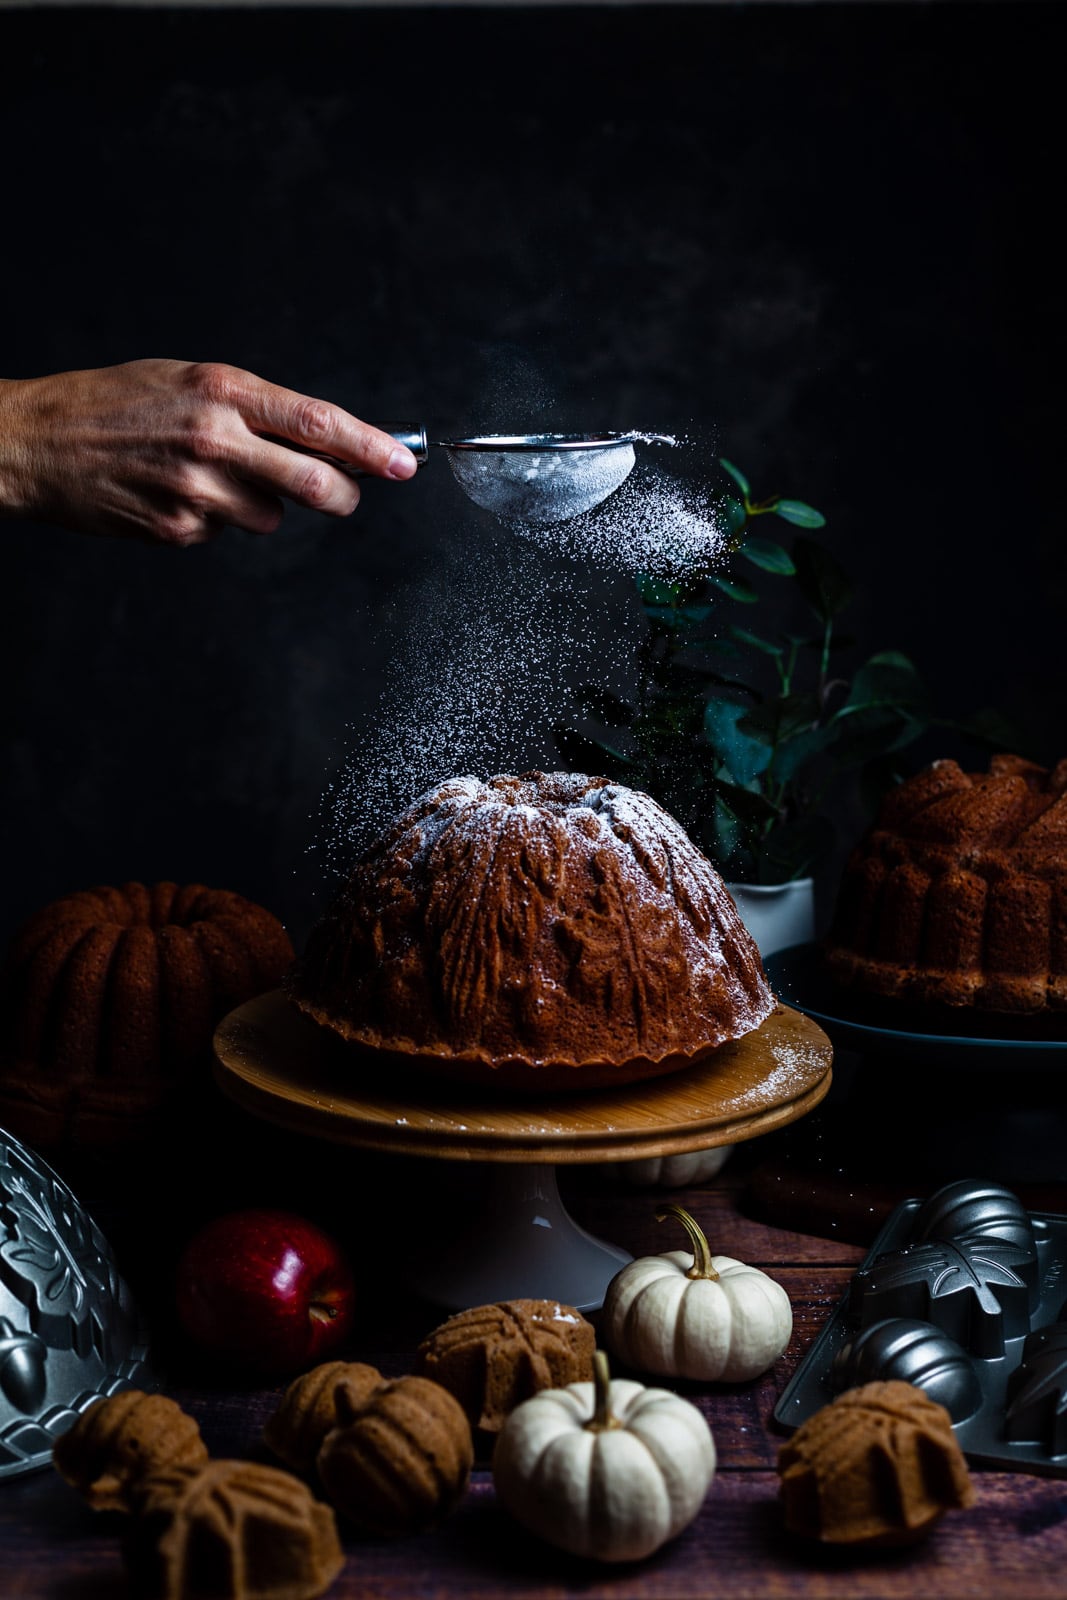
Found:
774,1180 -> 1067,1474
0,1125 -> 153,1479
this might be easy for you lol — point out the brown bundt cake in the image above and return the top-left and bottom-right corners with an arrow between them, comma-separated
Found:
0,881 -> 295,1148
52,1390 -> 209,1513
264,1361 -> 384,1475
289,771 -> 775,1090
315,1371 -> 473,1538
123,1459 -> 344,1600
777,1380 -> 975,1547
824,754 -> 1067,1015
415,1299 -> 596,1433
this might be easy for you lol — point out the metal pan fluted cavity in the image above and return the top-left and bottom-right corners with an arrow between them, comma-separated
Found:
831,1317 -> 984,1423
0,1125 -> 153,1478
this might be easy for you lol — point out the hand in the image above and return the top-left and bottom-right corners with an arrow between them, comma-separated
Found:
0,359 -> 419,546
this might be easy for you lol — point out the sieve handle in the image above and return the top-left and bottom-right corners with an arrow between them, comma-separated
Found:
261,422 -> 429,477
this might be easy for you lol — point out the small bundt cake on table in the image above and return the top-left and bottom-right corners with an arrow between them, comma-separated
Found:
824,753 -> 1067,1017
289,770 -> 776,1091
0,881 -> 294,1150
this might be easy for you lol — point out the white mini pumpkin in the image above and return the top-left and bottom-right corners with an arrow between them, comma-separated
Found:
602,1203 -> 793,1383
492,1351 -> 715,1563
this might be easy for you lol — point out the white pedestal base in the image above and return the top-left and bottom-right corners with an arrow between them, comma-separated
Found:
405,1162 -> 632,1313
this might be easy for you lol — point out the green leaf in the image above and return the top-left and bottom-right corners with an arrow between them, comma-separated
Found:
708,573 -> 759,603
838,651 -> 929,717
768,721 -> 838,784
636,576 -> 680,607
738,694 -> 821,745
726,624 -> 784,658
723,497 -> 748,539
775,498 -> 826,529
740,536 -> 796,575
719,457 -> 751,497
678,632 -> 739,657
710,777 -> 781,826
642,604 -> 684,626
703,699 -> 774,784
824,705 -> 927,769
698,797 -> 742,874
792,536 -> 854,622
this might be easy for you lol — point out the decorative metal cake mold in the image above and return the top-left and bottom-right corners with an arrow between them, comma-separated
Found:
774,1179 -> 1067,1476
0,1125 -> 154,1480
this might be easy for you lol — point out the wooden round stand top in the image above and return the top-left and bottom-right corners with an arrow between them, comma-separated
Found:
213,992 -> 833,1166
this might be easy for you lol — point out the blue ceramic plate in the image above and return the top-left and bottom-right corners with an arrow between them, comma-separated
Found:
764,943 -> 1067,1069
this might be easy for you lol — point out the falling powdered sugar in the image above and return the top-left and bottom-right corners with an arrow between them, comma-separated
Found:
504,463 -> 728,581
310,530 -> 640,881
309,428 -> 728,894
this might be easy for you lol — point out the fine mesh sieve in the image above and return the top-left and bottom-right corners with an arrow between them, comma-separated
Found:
438,433 -> 657,524
271,426 -> 673,524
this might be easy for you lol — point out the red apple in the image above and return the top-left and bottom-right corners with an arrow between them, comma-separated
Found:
174,1208 -> 356,1379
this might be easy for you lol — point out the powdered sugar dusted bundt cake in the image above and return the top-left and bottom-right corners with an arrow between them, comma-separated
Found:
824,753 -> 1067,1015
290,771 -> 776,1089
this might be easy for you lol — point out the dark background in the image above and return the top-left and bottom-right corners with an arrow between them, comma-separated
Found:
1,0 -> 1062,956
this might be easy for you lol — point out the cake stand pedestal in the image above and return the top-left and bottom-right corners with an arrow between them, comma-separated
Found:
213,993 -> 833,1313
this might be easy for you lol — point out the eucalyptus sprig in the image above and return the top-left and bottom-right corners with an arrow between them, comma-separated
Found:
554,457 -> 1014,884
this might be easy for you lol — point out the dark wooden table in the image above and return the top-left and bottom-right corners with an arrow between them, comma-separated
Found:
3,1069 -> 1067,1600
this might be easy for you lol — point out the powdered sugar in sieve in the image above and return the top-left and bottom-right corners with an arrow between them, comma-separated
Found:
442,433 -> 673,524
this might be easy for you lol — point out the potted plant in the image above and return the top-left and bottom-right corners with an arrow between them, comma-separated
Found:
554,456 -> 1014,954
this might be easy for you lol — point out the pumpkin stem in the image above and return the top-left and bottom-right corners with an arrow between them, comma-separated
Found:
655,1203 -> 720,1281
585,1350 -> 623,1433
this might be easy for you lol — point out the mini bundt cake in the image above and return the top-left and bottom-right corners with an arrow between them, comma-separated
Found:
264,1361 -> 384,1475
0,881 -> 295,1148
316,1371 -> 473,1537
52,1390 -> 208,1513
123,1459 -> 344,1600
415,1299 -> 596,1433
824,754 -> 1067,1015
777,1380 -> 975,1547
290,771 -> 775,1090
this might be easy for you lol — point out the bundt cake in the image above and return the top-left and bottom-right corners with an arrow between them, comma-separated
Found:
824,754 -> 1067,1015
315,1371 -> 473,1537
290,771 -> 775,1090
122,1459 -> 344,1600
415,1299 -> 596,1433
52,1390 -> 209,1513
777,1380 -> 975,1547
0,881 -> 295,1149
264,1361 -> 384,1476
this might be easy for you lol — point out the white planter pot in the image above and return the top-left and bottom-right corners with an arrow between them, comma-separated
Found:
611,878 -> 816,1192
726,877 -> 816,960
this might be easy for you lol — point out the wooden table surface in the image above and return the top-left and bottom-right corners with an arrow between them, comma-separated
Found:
3,1069 -> 1066,1600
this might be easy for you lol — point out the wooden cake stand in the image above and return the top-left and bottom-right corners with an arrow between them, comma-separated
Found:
213,993 -> 832,1312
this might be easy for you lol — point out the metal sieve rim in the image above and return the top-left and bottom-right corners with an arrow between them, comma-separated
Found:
437,433 -> 643,452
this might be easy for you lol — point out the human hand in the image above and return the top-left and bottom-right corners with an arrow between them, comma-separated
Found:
0,359 -> 419,546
